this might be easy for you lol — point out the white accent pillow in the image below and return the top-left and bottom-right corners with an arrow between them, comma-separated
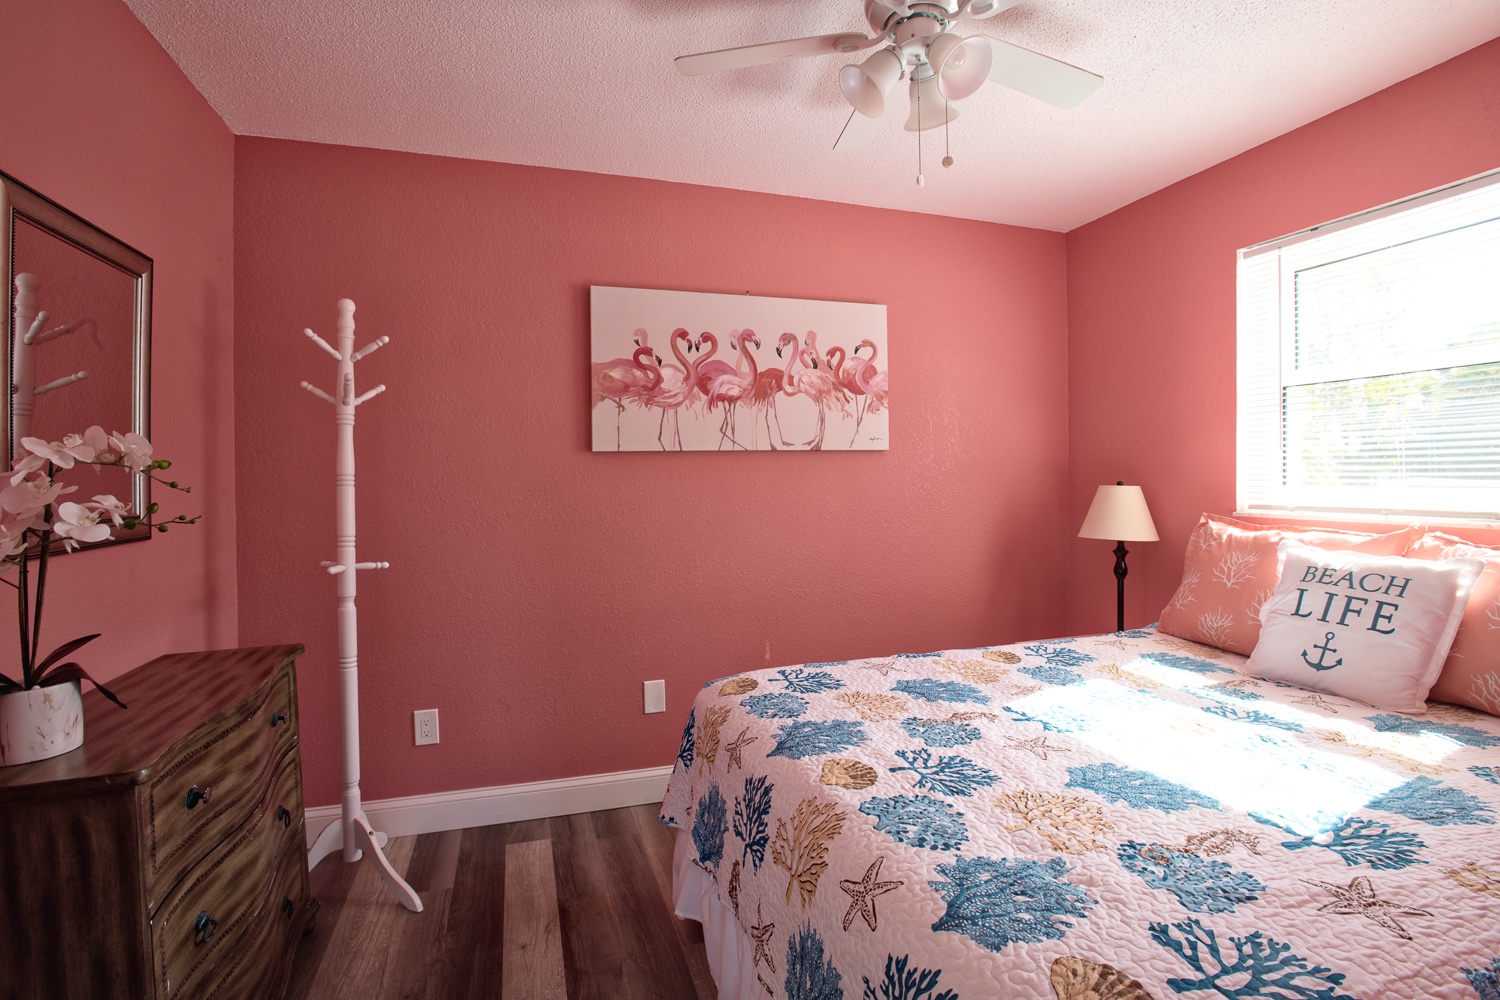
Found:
1245,541 -> 1483,713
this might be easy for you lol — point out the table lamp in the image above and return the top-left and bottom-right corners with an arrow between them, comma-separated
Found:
1078,482 -> 1158,633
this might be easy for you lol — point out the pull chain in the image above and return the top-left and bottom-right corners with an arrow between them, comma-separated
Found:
942,99 -> 953,168
916,82 -> 924,187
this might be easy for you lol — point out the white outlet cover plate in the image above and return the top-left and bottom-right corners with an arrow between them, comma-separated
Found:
414,708 -> 439,745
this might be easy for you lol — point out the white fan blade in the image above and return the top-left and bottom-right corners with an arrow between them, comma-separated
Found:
977,36 -> 1103,109
834,109 -> 883,152
675,33 -> 880,76
962,0 -> 1023,19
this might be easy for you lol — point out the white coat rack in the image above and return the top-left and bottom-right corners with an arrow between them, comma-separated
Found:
300,298 -> 421,913
12,273 -> 92,451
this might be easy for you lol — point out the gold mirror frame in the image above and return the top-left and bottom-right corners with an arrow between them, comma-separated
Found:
0,172 -> 152,548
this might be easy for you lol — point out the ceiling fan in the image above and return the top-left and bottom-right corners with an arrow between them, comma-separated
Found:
674,0 -> 1104,153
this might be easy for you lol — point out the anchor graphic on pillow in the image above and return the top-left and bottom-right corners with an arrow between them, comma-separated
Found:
1301,631 -> 1343,671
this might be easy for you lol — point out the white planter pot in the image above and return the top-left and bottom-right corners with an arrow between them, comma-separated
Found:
0,680 -> 84,766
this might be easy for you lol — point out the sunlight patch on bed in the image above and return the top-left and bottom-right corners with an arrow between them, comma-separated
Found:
1007,679 -> 1408,835
1118,657 -> 1465,767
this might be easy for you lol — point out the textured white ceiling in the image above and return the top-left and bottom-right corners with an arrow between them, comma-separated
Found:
123,0 -> 1500,232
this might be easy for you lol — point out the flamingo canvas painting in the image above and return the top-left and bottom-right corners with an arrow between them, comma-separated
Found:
590,286 -> 888,452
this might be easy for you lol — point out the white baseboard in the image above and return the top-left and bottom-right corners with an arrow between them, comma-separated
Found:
304,764 -> 674,848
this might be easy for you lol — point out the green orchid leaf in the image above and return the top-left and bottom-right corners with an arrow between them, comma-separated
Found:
33,633 -> 102,679
42,663 -> 127,710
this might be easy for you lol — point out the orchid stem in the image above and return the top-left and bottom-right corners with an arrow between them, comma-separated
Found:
16,533 -> 31,687
31,505 -> 51,679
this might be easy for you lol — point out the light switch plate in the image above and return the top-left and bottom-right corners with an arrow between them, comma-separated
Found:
643,680 -> 666,714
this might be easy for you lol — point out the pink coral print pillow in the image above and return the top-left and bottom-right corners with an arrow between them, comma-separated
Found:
1407,532 -> 1500,715
1157,514 -> 1422,656
1245,541 -> 1481,713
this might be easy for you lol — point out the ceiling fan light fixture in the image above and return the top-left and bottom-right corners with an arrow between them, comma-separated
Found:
929,33 -> 992,100
903,73 -> 958,131
839,48 -> 905,118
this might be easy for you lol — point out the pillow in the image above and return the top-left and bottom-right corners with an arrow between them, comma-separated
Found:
1157,514 -> 1423,655
1406,531 -> 1500,715
1244,541 -> 1482,713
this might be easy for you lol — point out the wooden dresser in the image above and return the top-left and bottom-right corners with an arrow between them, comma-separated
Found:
0,644 -> 314,1000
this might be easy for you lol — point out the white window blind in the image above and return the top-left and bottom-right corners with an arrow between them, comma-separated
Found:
1237,169 -> 1500,522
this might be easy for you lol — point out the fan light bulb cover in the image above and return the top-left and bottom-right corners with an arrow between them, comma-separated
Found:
903,74 -> 958,131
840,49 -> 904,118
929,34 -> 992,101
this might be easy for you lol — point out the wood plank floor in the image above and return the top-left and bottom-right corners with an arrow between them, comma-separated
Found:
286,804 -> 716,1000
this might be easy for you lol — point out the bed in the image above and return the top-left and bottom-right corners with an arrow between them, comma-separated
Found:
660,626 -> 1500,1000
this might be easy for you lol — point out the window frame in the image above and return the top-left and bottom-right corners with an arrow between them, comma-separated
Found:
1236,168 -> 1500,526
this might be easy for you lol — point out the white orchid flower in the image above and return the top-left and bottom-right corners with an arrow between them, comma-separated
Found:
88,495 -> 132,527
0,475 -> 75,519
21,434 -> 96,469
108,430 -> 153,473
52,502 -> 113,550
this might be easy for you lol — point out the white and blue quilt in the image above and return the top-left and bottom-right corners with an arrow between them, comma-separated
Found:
660,627 -> 1500,1000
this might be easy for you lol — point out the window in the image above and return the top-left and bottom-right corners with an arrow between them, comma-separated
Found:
1237,169 -> 1500,522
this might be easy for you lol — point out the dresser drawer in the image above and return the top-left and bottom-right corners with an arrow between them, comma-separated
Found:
145,664 -> 298,906
200,839 -> 313,1000
151,749 -> 304,999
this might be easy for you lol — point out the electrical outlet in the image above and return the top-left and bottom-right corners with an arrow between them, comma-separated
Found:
414,708 -> 439,746
643,680 -> 666,714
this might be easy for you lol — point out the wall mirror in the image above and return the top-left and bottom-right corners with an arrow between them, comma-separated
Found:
1,172 -> 152,547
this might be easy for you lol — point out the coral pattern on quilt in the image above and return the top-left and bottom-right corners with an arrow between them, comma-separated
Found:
660,627 -> 1500,1000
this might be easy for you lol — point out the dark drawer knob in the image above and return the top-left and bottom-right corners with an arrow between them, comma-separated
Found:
276,806 -> 292,829
282,897 -> 295,919
193,910 -> 219,945
270,711 -> 286,728
185,785 -> 213,809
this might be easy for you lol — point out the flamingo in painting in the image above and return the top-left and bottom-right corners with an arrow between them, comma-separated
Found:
592,345 -> 662,451
749,337 -> 794,450
693,332 -> 737,400
856,342 -> 889,418
832,338 -> 880,445
645,328 -> 701,450
784,331 -> 849,451
702,331 -> 760,450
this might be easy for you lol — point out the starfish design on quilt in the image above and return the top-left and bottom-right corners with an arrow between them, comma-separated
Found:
750,903 -> 776,973
1291,692 -> 1342,713
1006,735 -> 1071,759
839,856 -> 905,932
1304,876 -> 1432,940
860,658 -> 905,677
726,728 -> 759,771
1095,636 -> 1131,650
1215,678 -> 1262,690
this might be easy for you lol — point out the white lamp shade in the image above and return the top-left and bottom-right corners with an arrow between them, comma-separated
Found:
840,49 -> 904,118
1078,484 -> 1159,542
928,33 -> 992,101
903,74 -> 958,131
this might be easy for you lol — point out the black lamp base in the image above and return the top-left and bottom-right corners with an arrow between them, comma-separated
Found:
1112,540 -> 1130,634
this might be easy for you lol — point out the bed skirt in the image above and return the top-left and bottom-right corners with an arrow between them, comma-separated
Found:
672,826 -> 754,1000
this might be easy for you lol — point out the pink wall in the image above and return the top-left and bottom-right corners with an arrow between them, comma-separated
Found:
0,0 -> 238,680
232,139 -> 1071,806
1065,37 -> 1500,637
